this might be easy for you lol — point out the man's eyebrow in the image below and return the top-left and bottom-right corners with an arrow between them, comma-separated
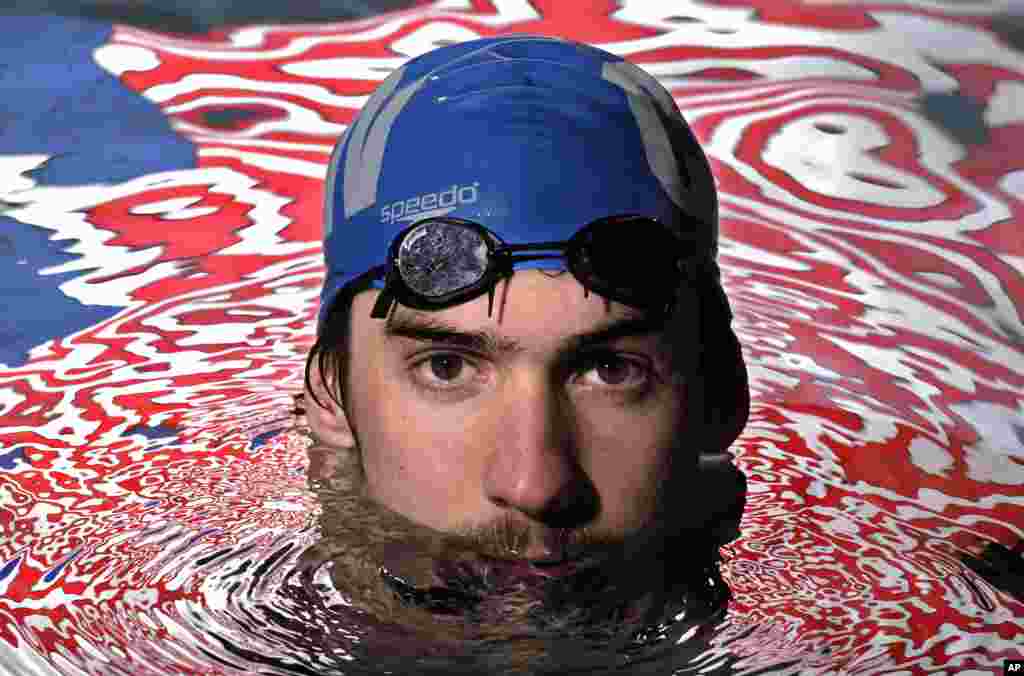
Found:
383,312 -> 666,357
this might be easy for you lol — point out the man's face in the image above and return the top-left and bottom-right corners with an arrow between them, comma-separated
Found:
340,269 -> 692,559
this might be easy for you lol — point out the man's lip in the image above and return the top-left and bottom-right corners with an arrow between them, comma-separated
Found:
527,552 -> 577,566
519,536 -> 585,564
478,551 -> 598,579
480,558 -> 577,579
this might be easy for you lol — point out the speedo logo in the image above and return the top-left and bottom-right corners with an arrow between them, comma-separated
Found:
381,182 -> 480,224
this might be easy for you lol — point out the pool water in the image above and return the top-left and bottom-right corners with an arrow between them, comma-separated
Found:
1,1 -> 1022,674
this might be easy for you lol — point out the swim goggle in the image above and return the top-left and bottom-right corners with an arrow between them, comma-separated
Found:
366,215 -> 709,320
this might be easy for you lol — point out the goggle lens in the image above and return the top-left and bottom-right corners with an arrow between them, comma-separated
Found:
396,221 -> 490,299
568,217 -> 684,304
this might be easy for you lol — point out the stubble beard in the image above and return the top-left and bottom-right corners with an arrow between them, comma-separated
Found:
297,439 -> 724,656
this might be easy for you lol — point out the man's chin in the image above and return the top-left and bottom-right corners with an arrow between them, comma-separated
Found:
367,541 -> 698,640
303,451 -> 723,643
308,536 -> 657,640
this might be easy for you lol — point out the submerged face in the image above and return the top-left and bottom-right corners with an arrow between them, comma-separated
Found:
325,269 -> 697,554
302,268 -> 738,657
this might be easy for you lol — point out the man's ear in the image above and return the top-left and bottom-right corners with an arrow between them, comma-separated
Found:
304,365 -> 356,450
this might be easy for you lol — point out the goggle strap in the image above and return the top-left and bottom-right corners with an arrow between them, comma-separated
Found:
370,275 -> 396,319
370,292 -> 392,319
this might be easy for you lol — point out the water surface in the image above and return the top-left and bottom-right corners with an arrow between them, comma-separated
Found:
1,1 -> 1022,674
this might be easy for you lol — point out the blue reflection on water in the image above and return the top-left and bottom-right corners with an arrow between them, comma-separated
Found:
0,15 -> 195,368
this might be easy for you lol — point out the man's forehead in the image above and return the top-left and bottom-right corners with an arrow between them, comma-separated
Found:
381,302 -> 666,358
388,298 -> 649,328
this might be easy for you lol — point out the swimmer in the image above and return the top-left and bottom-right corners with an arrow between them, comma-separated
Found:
298,35 -> 751,665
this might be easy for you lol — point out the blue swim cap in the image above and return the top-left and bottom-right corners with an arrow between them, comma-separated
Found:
318,35 -> 722,328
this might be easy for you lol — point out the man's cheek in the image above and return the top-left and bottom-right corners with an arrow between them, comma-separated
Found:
362,442 -> 449,517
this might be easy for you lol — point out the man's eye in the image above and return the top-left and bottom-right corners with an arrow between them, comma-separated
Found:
573,353 -> 651,388
413,353 -> 477,388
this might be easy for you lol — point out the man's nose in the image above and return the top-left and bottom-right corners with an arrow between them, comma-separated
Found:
481,376 -> 598,528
